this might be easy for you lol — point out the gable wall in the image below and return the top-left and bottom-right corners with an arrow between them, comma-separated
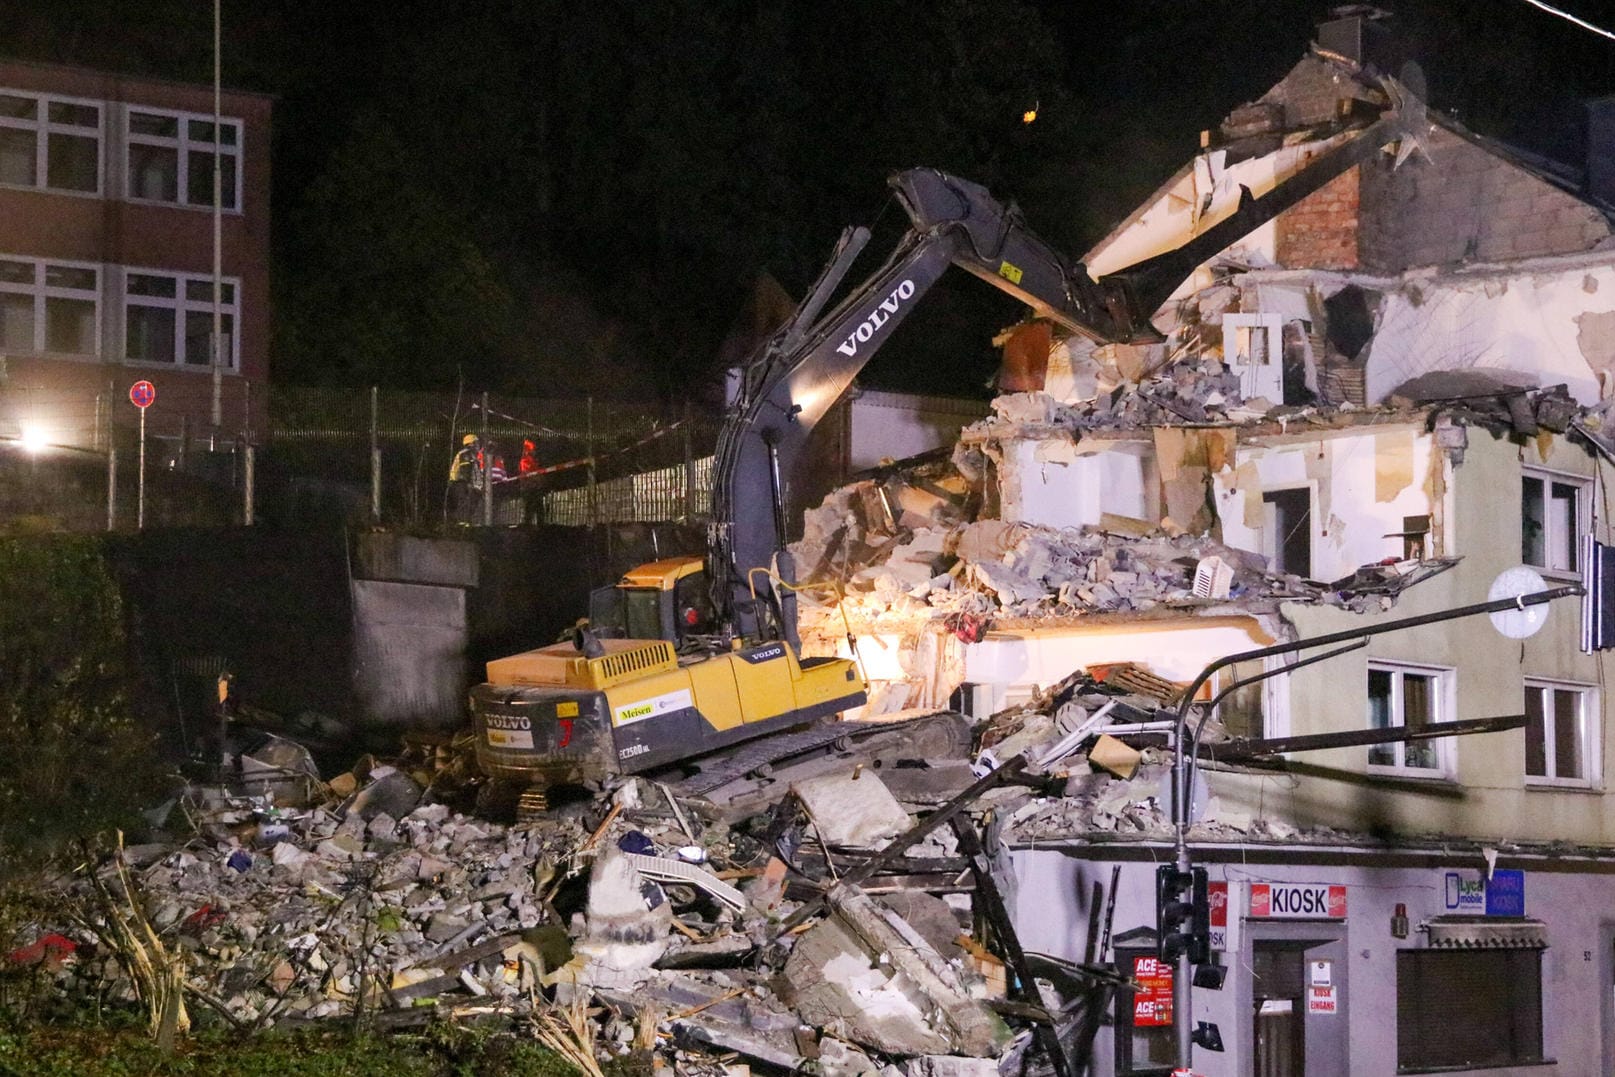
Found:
1357,126 -> 1611,271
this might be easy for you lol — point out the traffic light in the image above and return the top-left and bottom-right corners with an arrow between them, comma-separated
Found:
1156,864 -> 1210,965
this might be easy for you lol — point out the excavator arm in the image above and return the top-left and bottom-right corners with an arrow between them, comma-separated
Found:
711,80 -> 1428,644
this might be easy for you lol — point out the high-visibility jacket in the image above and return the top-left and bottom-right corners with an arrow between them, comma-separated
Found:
449,446 -> 478,483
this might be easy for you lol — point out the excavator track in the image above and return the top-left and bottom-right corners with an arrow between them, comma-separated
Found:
666,710 -> 973,799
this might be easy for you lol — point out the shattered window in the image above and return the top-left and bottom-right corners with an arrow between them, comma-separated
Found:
1215,658 -> 1270,741
1521,470 -> 1585,575
1366,662 -> 1450,774
1524,681 -> 1594,785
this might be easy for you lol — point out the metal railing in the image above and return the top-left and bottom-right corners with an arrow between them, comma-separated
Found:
267,386 -> 722,528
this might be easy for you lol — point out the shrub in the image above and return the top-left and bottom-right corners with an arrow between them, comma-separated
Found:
0,536 -> 168,873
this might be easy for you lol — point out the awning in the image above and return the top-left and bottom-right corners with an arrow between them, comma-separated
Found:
1426,916 -> 1548,950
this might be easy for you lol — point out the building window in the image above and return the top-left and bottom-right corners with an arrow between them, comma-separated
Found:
1396,949 -> 1544,1070
125,108 -> 241,210
0,90 -> 101,195
1367,662 -> 1451,775
1524,680 -> 1595,785
1262,487 -> 1312,577
124,271 -> 238,369
1521,468 -> 1587,576
0,256 -> 98,356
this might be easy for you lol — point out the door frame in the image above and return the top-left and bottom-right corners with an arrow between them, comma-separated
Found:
1241,919 -> 1349,1077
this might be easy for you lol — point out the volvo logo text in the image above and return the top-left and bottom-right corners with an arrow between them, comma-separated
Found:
835,279 -> 916,357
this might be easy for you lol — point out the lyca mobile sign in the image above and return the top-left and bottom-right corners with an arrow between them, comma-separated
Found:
1250,882 -> 1347,919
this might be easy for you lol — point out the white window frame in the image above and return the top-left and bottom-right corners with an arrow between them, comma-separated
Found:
1522,678 -> 1599,789
1521,465 -> 1589,579
0,87 -> 103,197
1210,657 -> 1292,741
123,105 -> 243,212
121,268 -> 240,370
1366,660 -> 1454,778
0,254 -> 101,357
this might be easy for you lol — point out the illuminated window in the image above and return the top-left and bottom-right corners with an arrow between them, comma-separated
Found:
0,89 -> 101,194
126,108 -> 241,210
1366,661 -> 1452,776
0,256 -> 99,355
124,271 -> 238,369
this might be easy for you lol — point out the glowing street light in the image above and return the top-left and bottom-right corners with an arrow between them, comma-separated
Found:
19,424 -> 49,453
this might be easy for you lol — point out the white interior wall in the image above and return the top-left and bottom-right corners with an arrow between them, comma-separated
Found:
1364,262 -> 1615,405
1213,427 -> 1433,580
963,619 -> 1272,714
848,390 -> 986,471
997,438 -> 1150,530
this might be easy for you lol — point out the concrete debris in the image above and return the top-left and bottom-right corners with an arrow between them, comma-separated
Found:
791,770 -> 912,850
1086,734 -> 1142,781
795,497 -> 1441,665
14,720 -> 1087,1075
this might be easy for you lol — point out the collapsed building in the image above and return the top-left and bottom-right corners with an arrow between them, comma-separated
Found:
789,11 -> 1615,1076
12,13 -> 1615,1077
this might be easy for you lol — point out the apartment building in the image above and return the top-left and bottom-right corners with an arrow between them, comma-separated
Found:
791,12 -> 1615,1075
0,58 -> 271,455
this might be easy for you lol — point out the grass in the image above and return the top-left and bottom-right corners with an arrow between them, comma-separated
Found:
0,1020 -> 581,1077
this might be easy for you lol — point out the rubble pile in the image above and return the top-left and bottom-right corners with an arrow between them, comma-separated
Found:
797,490 -> 1445,650
40,786 -> 588,1026
10,737 -> 1130,1075
987,357 -> 1267,432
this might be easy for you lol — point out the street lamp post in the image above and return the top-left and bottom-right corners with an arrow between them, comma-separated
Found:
1167,583 -> 1581,1071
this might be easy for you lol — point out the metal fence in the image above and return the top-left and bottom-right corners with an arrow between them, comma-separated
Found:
0,382 -> 723,532
541,455 -> 715,526
267,386 -> 722,528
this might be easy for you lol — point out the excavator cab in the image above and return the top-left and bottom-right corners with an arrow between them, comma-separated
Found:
587,555 -> 717,648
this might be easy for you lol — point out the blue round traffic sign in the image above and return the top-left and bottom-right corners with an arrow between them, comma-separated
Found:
129,380 -> 156,408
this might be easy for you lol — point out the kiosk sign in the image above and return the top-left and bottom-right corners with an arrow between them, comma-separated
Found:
1249,882 -> 1346,919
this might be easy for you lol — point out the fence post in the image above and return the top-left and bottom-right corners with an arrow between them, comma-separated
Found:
683,400 -> 696,521
481,390 -> 493,526
178,413 -> 189,472
106,448 -> 117,531
370,385 -> 381,522
586,396 -> 598,528
243,444 -> 255,526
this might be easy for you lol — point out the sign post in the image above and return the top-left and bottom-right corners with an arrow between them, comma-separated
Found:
129,380 -> 155,529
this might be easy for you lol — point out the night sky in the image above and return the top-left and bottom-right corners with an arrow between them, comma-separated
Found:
8,0 -> 1615,400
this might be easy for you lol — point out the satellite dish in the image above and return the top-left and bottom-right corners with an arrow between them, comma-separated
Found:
1489,566 -> 1551,639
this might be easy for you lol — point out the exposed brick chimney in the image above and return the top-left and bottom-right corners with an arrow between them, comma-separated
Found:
1276,168 -> 1361,270
1316,6 -> 1401,75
